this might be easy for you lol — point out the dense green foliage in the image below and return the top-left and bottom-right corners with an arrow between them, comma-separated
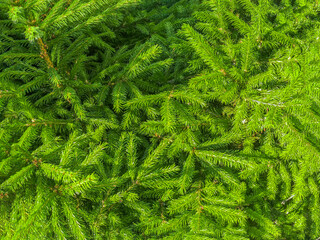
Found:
1,0 -> 320,239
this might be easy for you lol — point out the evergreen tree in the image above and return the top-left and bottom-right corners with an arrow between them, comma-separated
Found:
2,0 -> 320,239
0,0 -> 200,239
180,0 -> 320,239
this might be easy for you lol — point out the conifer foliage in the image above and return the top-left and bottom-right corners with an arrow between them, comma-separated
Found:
1,0 -> 320,239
